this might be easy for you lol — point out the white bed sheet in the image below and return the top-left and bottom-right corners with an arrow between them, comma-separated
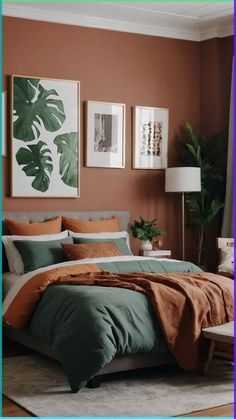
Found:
2,272 -> 21,298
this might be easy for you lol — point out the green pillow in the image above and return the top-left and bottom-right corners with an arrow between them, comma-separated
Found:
72,237 -> 132,256
13,237 -> 73,274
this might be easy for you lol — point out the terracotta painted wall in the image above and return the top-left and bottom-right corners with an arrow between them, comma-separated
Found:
200,36 -> 233,136
2,17 -> 233,258
199,36 -> 233,269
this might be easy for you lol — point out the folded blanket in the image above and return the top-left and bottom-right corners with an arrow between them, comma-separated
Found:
3,267 -> 233,374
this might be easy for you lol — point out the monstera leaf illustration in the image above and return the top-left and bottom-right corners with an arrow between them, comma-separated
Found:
13,77 -> 66,141
54,132 -> 78,188
16,141 -> 53,192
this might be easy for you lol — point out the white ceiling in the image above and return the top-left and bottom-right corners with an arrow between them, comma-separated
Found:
3,1 -> 234,41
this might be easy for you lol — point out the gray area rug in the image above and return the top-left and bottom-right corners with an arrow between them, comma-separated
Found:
3,354 -> 233,417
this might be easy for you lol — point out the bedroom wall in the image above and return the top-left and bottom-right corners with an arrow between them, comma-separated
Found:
200,36 -> 233,136
2,17 -> 233,259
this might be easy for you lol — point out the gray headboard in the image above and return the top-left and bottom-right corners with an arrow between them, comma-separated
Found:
2,211 -> 130,231
2,211 -> 130,272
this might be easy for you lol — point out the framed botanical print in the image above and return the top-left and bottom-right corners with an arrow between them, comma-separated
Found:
133,106 -> 169,170
11,75 -> 80,197
86,101 -> 125,168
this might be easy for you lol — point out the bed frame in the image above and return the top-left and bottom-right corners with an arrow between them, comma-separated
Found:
2,210 -> 173,388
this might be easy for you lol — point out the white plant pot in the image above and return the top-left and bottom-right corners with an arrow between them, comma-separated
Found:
140,240 -> 153,251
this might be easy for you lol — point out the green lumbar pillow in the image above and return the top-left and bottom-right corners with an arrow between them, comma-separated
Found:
13,237 -> 73,274
72,237 -> 132,256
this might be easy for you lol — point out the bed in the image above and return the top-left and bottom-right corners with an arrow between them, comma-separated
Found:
2,211 -> 233,392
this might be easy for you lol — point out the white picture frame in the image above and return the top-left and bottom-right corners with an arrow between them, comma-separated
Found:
2,92 -> 7,156
11,75 -> 80,198
86,101 -> 125,168
133,105 -> 169,170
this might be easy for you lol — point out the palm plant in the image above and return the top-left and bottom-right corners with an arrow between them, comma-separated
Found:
180,122 -> 226,266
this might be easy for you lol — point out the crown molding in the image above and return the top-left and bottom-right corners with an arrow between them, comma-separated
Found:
199,24 -> 234,41
2,3 -> 234,43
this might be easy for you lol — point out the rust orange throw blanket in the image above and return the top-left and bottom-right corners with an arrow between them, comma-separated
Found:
3,268 -> 233,372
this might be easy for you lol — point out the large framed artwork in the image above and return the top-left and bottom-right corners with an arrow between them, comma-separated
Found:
11,75 -> 80,197
133,106 -> 169,170
86,101 -> 125,168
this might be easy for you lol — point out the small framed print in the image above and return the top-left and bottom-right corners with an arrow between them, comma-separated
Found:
2,92 -> 7,156
133,106 -> 169,170
86,101 -> 125,168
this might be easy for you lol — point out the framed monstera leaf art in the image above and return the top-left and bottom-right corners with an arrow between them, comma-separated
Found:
11,75 -> 80,197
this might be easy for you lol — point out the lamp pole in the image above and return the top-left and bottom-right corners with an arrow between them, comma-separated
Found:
182,192 -> 185,260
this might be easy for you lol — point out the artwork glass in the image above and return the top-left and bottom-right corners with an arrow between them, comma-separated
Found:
11,75 -> 79,197
86,101 -> 125,168
133,106 -> 169,169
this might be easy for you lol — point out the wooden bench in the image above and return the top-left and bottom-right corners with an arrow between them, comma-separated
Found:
202,321 -> 234,374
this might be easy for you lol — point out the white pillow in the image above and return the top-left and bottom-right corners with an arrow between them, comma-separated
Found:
68,230 -> 132,252
2,230 -> 69,274
218,246 -> 234,274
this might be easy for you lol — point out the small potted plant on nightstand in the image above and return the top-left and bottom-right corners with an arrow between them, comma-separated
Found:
130,216 -> 166,252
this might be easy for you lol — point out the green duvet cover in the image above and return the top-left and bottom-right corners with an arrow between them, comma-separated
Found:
29,258 -> 201,392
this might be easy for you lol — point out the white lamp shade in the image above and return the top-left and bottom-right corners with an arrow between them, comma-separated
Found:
165,167 -> 201,192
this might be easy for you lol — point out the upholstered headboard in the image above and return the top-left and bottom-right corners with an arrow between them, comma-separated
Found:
2,211 -> 130,231
2,211 -> 130,272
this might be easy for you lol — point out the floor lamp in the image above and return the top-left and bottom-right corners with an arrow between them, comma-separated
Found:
165,167 -> 201,260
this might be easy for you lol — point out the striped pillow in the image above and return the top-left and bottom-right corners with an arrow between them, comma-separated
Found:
62,242 -> 123,260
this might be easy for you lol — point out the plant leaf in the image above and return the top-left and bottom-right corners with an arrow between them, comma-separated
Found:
16,140 -> 53,192
13,77 -> 66,141
54,132 -> 78,188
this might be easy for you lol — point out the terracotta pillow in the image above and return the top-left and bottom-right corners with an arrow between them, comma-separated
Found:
62,242 -> 123,260
5,217 -> 62,236
62,216 -> 120,233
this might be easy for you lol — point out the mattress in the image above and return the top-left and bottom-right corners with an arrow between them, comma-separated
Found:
2,272 -> 21,298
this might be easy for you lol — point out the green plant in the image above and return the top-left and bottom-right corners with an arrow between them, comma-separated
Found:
16,141 -> 53,192
180,122 -> 226,266
13,77 -> 66,141
130,217 -> 166,242
54,132 -> 78,187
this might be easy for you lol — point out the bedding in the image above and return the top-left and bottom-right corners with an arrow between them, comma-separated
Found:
14,237 -> 73,273
69,230 -> 132,251
3,256 -> 209,392
5,216 -> 62,235
62,242 -> 123,260
63,216 -> 120,232
72,237 -> 132,256
2,230 -> 69,274
2,272 -> 21,298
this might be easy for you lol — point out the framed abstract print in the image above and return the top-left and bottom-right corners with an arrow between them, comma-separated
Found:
11,75 -> 80,197
86,101 -> 125,168
133,106 -> 169,170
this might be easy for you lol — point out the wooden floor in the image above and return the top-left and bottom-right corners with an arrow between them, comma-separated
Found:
2,338 -> 234,417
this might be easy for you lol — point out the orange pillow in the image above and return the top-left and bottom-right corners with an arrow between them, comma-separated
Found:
62,242 -> 123,260
62,216 -> 120,233
5,217 -> 62,236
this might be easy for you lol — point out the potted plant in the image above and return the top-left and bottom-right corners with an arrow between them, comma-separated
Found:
130,217 -> 167,251
179,122 -> 226,267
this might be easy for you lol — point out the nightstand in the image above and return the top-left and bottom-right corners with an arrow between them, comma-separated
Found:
141,250 -> 171,258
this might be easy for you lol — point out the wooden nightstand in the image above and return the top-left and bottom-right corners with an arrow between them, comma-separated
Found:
141,250 -> 172,258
